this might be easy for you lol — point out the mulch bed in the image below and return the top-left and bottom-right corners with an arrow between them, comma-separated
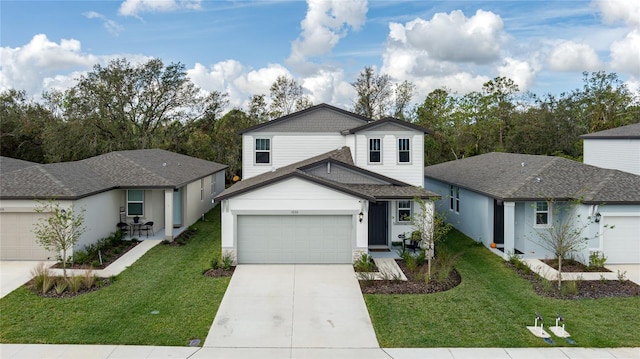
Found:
203,267 -> 235,277
508,262 -> 640,299
359,260 -> 461,295
54,240 -> 140,270
28,277 -> 114,298
540,258 -> 610,273
163,228 -> 198,246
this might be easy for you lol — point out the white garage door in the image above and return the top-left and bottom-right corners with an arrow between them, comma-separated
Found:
0,213 -> 58,260
237,215 -> 353,264
602,216 -> 640,264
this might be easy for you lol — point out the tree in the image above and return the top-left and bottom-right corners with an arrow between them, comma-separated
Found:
415,88 -> 463,164
411,197 -> 453,280
531,199 -> 610,290
268,75 -> 312,119
352,66 -> 392,119
393,80 -> 416,120
33,201 -> 86,278
52,58 -> 207,158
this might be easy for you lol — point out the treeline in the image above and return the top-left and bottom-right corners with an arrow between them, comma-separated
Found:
1,58 -> 638,180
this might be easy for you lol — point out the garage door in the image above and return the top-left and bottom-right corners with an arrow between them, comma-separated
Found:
237,215 -> 353,264
602,216 -> 640,264
0,213 -> 58,260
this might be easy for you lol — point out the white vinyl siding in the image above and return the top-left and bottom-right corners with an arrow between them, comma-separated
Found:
583,139 -> 640,175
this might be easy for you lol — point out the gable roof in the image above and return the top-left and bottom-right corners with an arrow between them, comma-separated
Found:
342,117 -> 432,135
0,149 -> 227,200
215,147 -> 438,202
239,103 -> 372,134
580,123 -> 640,139
0,156 -> 38,173
424,152 -> 640,204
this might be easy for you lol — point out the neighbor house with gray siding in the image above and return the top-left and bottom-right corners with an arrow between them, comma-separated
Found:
0,150 -> 226,260
424,152 -> 640,264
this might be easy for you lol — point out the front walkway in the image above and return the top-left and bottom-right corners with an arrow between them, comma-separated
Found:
523,259 -> 640,286
203,265 -> 379,351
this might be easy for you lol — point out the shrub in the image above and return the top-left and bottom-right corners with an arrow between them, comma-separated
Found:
353,253 -> 376,272
588,251 -> 607,268
561,280 -> 579,296
432,248 -> 461,283
67,275 -> 83,293
221,251 -> 235,271
31,262 -> 51,290
415,249 -> 427,266
54,278 -> 68,295
82,269 -> 96,288
617,270 -> 627,282
41,275 -> 54,294
211,256 -> 220,270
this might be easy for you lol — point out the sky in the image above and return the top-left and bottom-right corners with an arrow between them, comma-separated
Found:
1,0 -> 639,111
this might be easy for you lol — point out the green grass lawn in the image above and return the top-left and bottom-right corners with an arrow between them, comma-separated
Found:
365,229 -> 640,348
0,206 -> 229,346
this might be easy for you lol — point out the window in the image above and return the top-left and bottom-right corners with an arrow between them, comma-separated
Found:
398,138 -> 410,163
369,138 -> 381,163
535,201 -> 550,226
200,178 -> 204,201
211,174 -> 216,197
397,200 -> 412,222
255,138 -> 271,164
449,185 -> 460,213
127,190 -> 144,216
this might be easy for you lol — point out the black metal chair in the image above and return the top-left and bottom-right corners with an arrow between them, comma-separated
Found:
117,222 -> 131,237
139,221 -> 154,237
399,233 -> 420,252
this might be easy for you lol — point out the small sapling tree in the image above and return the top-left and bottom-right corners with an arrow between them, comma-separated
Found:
531,199 -> 611,290
33,200 -> 86,278
411,197 -> 453,280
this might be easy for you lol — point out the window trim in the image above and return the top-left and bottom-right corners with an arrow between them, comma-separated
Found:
254,137 -> 271,165
210,174 -> 216,197
534,201 -> 551,227
368,137 -> 382,164
126,189 -> 144,217
449,185 -> 460,213
398,137 -> 411,164
397,200 -> 412,223
200,178 -> 204,201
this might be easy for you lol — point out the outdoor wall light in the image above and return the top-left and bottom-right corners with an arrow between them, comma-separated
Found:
595,212 -> 601,223
358,211 -> 364,222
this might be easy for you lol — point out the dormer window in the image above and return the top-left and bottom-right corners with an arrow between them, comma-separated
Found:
398,138 -> 410,163
369,138 -> 381,163
255,138 -> 271,164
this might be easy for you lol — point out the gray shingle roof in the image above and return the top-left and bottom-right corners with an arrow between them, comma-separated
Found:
216,147 -> 439,202
342,117 -> 432,135
239,104 -> 372,134
424,152 -> 640,204
0,157 -> 38,173
0,150 -> 227,199
580,123 -> 640,139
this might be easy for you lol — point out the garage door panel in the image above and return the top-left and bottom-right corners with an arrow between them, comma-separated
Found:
603,216 -> 640,264
0,213 -> 58,260
237,215 -> 352,264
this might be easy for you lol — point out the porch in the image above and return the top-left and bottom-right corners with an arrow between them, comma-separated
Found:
123,226 -> 189,241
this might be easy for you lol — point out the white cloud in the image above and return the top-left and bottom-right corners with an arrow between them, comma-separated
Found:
119,0 -> 202,17
83,11 -> 124,35
497,57 -> 539,91
609,30 -> 640,76
547,41 -> 603,72
593,0 -> 640,28
404,9 -> 505,64
0,34 -> 98,95
288,0 -> 367,66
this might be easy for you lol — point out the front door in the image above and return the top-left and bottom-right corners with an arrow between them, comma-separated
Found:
368,202 -> 388,246
493,199 -> 504,245
173,188 -> 183,228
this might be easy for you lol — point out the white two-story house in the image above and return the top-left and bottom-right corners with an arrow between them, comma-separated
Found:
215,104 -> 438,264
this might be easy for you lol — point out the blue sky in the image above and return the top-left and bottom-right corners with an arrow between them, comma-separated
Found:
1,0 -> 638,110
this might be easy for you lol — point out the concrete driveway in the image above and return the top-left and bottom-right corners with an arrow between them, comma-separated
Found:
0,261 -> 54,299
606,264 -> 640,285
203,265 -> 379,350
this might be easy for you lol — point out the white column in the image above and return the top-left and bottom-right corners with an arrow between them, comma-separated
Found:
164,189 -> 174,241
504,202 -> 516,258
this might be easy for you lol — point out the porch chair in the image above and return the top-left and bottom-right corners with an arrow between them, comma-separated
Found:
399,232 -> 421,253
139,221 -> 154,237
117,222 -> 131,237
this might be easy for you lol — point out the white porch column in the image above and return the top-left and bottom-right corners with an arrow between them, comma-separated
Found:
164,189 -> 174,241
503,201 -> 516,258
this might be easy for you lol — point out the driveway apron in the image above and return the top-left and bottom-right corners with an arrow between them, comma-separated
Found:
203,264 -> 379,349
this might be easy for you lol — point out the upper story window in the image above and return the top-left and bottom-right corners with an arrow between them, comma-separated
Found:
369,138 -> 381,163
449,185 -> 460,213
397,200 -> 412,222
255,138 -> 271,164
398,138 -> 410,163
211,174 -> 216,197
127,190 -> 144,216
535,201 -> 551,227
200,178 -> 204,201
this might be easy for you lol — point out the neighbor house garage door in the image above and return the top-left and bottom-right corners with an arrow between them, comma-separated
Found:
602,216 -> 640,264
237,215 -> 352,264
0,212 -> 57,260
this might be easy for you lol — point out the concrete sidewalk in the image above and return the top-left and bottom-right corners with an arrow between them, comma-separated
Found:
2,344 -> 638,358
